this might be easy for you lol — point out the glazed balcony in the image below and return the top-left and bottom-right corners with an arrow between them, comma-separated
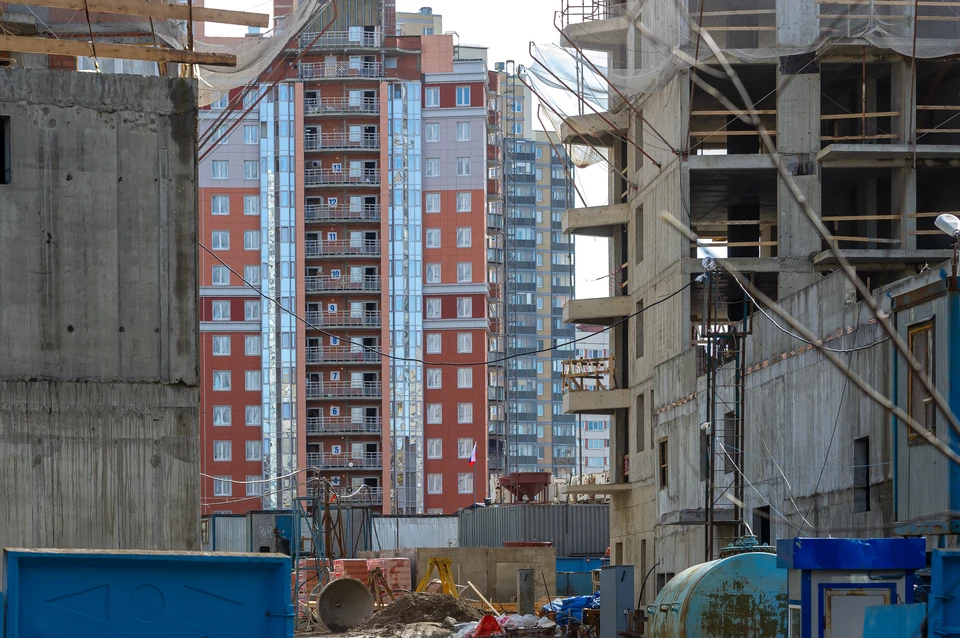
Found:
304,310 -> 381,328
304,96 -> 379,117
305,416 -> 382,435
305,346 -> 382,365
304,204 -> 380,223
304,239 -> 381,258
304,133 -> 380,152
298,61 -> 383,80
305,274 -> 381,293
305,380 -> 382,399
299,30 -> 383,49
306,453 -> 382,469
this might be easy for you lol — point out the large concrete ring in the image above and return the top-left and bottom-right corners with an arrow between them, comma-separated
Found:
317,577 -> 375,632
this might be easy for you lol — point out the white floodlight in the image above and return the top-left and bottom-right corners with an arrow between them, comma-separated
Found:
935,213 -> 960,237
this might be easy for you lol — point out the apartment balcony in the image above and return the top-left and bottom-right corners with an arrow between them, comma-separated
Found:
304,96 -> 379,117
488,386 -> 506,402
304,133 -> 380,152
306,453 -> 382,469
561,356 -> 631,415
487,212 -> 504,231
304,168 -> 381,188
305,239 -> 381,259
305,380 -> 382,399
305,346 -> 382,365
560,110 -> 629,147
299,30 -> 383,50
563,296 -> 633,326
487,248 -> 504,264
305,416 -> 382,435
305,204 -> 380,224
305,274 -> 381,294
304,310 -> 381,329
306,485 -> 383,505
563,203 -> 629,237
298,61 -> 383,81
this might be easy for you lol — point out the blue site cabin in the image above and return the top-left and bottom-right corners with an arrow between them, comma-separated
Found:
776,537 -> 926,638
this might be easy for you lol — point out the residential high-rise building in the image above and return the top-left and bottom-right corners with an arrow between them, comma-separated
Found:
396,6 -> 442,37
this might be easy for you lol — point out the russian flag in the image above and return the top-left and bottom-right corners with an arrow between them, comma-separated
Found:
469,443 -> 477,466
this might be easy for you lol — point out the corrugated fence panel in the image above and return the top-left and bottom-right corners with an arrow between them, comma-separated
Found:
213,516 -> 249,553
459,504 -> 609,556
372,516 -> 459,551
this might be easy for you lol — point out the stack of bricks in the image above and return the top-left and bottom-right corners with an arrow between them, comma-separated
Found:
332,558 -> 370,582
292,558 -> 333,616
367,557 -> 413,592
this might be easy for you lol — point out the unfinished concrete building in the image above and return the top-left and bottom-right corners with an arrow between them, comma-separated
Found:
558,0 -> 960,601
0,68 -> 200,571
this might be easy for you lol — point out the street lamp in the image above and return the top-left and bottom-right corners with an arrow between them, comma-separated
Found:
936,213 -> 960,283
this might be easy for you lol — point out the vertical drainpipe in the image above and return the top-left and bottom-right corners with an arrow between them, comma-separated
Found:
891,291 -> 898,523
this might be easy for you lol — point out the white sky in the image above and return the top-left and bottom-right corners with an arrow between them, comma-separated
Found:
207,0 -> 610,298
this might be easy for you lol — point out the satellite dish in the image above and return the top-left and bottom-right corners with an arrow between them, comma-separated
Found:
702,256 -> 717,271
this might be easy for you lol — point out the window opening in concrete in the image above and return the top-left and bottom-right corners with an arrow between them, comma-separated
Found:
820,63 -> 895,147
753,505 -> 770,545
854,436 -> 870,513
658,437 -> 668,489
635,299 -> 644,359
916,62 -> 960,146
689,64 -> 776,156
0,116 -> 9,184
636,393 -> 645,453
821,167 -> 898,250
916,168 -> 960,250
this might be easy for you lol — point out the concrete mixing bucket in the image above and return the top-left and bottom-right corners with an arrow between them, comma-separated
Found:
317,577 -> 375,632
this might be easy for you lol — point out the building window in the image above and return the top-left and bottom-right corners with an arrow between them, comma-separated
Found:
245,335 -> 260,356
245,405 -> 261,426
425,122 -> 439,142
425,87 -> 440,107
456,227 -> 472,247
512,122 -> 523,135
536,232 -> 543,245
426,368 -> 442,389
427,438 -> 442,459
456,122 -> 471,141
456,86 -> 471,106
244,230 -> 260,250
211,194 -> 230,215
658,438 -> 668,489
244,194 -> 259,215
907,319 -> 935,443
245,370 -> 261,391
535,146 -> 543,159
423,27 -> 434,35
753,506 -> 771,545
426,263 -> 441,284
246,476 -> 263,496
427,473 -> 442,494
211,160 -> 229,180
636,394 -> 645,453
635,205 -> 644,264
212,335 -> 231,355
426,192 -> 440,213
854,436 -> 870,513
458,438 -> 474,458
211,301 -> 231,321
213,371 -> 231,391
246,440 -> 262,461
458,472 -> 473,494
456,192 -> 471,212
243,265 -> 260,286
457,158 -> 471,176
213,405 -> 232,426
213,440 -> 232,461
458,402 -> 473,424
457,297 -> 472,318
211,266 -> 230,286
213,476 -> 232,496
425,228 -> 441,248
427,404 -> 442,424
243,160 -> 259,180
536,189 -> 543,202
244,300 -> 261,321
457,332 -> 472,353
457,262 -> 472,283
426,298 -> 441,319
426,333 -> 442,354
426,158 -> 440,177
244,125 -> 258,144
458,367 -> 472,388
636,300 -> 644,359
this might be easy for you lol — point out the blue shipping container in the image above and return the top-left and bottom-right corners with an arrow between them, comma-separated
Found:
2,548 -> 293,638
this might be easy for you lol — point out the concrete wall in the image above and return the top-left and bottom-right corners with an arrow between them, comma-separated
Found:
362,546 -> 556,603
0,68 -> 200,572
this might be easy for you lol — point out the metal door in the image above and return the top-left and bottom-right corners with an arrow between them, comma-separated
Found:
931,549 -> 960,637
821,585 -> 892,638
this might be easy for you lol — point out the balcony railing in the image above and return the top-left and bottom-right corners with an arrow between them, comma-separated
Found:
304,96 -> 380,116
305,204 -> 380,223
299,61 -> 383,80
305,346 -> 382,364
305,274 -> 380,293
304,485 -> 384,504
306,380 -> 382,398
306,416 -> 382,435
306,453 -> 383,469
305,310 -> 381,328
562,356 -> 615,393
304,133 -> 380,151
304,239 -> 381,258
300,31 -> 383,49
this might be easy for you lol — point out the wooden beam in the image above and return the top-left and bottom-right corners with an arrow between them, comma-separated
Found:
829,236 -> 902,244
690,109 -> 777,116
916,105 -> 960,111
820,111 -> 900,120
911,211 -> 960,218
821,215 -> 900,221
690,130 -> 777,136
820,134 -> 898,140
0,34 -> 236,66
12,0 -> 269,27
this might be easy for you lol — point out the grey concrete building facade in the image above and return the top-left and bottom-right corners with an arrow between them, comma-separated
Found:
0,68 -> 200,571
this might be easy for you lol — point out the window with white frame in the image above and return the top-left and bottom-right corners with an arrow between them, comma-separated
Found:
213,370 -> 231,390
243,265 -> 260,286
425,158 -> 440,178
426,298 -> 441,319
426,263 -> 441,284
246,476 -> 263,496
245,405 -> 261,426
456,192 -> 471,212
426,333 -> 441,354
212,266 -> 230,286
212,161 -> 229,180
245,370 -> 261,391
512,100 -> 523,113
458,402 -> 473,424
244,300 -> 261,321
456,86 -> 471,106
213,476 -> 232,496
244,230 -> 260,250
457,262 -> 472,283
427,403 -> 442,424
458,472 -> 473,494
244,194 -> 259,215
536,146 -> 543,159
425,122 -> 439,142
212,301 -> 231,321
427,473 -> 443,494
427,438 -> 442,459
246,439 -> 263,461
457,332 -> 472,353
458,437 -> 473,458
425,87 -> 439,107
425,228 -> 441,248
213,440 -> 232,461
425,192 -> 440,213
456,227 -> 472,247
212,335 -> 231,355
456,157 -> 471,176
245,335 -> 260,356
211,194 -> 230,215
213,405 -> 232,426
458,368 -> 472,388
457,297 -> 472,318
426,368 -> 442,389
536,189 -> 543,202
243,160 -> 259,180
456,122 -> 471,141
512,122 -> 523,135
244,125 -> 258,144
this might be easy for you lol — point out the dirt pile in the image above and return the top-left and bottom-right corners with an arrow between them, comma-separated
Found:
359,593 -> 485,629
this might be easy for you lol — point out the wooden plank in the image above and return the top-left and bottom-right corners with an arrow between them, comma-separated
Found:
690,109 -> 777,116
697,26 -> 777,31
818,0 -> 960,5
916,105 -> 960,111
821,215 -> 900,221
0,34 -> 236,66
830,236 -> 902,243
820,111 -> 899,120
820,134 -> 898,140
917,129 -> 960,133
12,0 -> 269,27
694,219 -> 778,227
691,241 -> 779,247
700,9 -> 776,16
910,211 -> 960,218
690,130 -> 777,136
909,230 -> 948,235
818,13 -> 960,21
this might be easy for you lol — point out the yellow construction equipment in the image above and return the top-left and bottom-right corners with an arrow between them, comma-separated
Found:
415,557 -> 458,597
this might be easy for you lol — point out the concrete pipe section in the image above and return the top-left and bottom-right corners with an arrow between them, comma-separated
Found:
317,577 -> 375,632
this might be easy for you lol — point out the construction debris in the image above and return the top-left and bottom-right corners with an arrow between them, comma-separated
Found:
358,593 -> 484,629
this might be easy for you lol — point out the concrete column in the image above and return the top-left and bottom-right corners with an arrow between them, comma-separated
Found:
893,166 -> 917,249
777,0 -> 819,47
517,568 -> 534,614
